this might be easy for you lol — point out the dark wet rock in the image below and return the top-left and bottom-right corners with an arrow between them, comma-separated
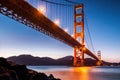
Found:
49,74 -> 55,80
30,73 -> 49,80
0,57 -> 61,80
0,67 -> 18,80
0,57 -> 11,69
11,65 -> 29,80
29,73 -> 61,80
49,74 -> 61,80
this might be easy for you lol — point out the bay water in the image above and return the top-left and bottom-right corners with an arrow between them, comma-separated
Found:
27,66 -> 120,80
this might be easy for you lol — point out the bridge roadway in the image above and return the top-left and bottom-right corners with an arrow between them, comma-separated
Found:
0,0 -> 99,61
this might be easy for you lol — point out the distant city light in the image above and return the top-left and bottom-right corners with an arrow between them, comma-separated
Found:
37,6 -> 46,14
54,19 -> 60,25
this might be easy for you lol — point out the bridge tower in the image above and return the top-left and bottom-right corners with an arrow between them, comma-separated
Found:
97,51 -> 101,60
97,51 -> 102,66
74,4 -> 85,67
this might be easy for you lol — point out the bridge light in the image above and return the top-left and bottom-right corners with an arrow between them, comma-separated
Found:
83,45 -> 86,51
76,49 -> 79,52
77,53 -> 81,57
37,6 -> 46,14
54,19 -> 60,25
64,28 -> 68,33
71,34 -> 74,37
83,47 -> 86,51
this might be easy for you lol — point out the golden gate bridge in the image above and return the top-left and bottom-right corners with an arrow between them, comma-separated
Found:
0,0 -> 101,66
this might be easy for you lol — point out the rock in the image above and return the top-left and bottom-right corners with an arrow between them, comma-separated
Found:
0,57 -> 11,69
30,73 -> 49,80
0,57 -> 61,80
49,74 -> 61,80
49,74 -> 54,80
0,67 -> 18,80
11,65 -> 29,80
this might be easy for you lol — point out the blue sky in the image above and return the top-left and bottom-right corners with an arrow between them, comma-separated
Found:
0,0 -> 120,62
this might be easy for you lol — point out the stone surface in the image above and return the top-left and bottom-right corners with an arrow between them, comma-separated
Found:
0,57 -> 61,80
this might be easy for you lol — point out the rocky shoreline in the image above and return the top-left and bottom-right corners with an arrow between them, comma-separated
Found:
0,57 -> 61,80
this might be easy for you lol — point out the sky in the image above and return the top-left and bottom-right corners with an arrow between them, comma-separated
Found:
0,0 -> 120,62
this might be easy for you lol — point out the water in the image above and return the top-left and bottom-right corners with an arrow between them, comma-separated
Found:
27,66 -> 120,80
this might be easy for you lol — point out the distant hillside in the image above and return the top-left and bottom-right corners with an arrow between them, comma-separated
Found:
7,54 -> 119,66
7,55 -> 73,66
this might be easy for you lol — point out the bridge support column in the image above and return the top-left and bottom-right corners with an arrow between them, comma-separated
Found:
73,4 -> 85,67
96,51 -> 102,66
96,61 -> 101,66
74,46 -> 85,67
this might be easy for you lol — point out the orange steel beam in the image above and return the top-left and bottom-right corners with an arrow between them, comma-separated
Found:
0,0 -> 99,62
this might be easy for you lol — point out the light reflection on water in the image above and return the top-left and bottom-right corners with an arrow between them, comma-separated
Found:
27,66 -> 120,80
70,67 -> 90,80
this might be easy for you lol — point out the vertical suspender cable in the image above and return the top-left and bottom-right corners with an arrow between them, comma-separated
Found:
85,14 -> 95,53
66,6 -> 69,33
85,35 -> 90,49
51,3 -> 52,20
46,0 -> 47,16
60,0 -> 62,28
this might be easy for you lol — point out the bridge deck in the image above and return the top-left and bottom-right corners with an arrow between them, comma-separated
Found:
0,0 -> 99,61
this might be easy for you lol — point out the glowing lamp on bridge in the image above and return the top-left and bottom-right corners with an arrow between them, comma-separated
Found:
71,34 -> 74,37
54,19 -> 60,25
76,49 -> 79,52
83,47 -> 86,51
64,28 -> 68,33
37,6 -> 46,14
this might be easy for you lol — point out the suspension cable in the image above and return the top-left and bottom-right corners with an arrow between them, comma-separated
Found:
85,35 -> 90,49
40,0 -> 74,6
45,0 -> 47,16
64,0 -> 82,5
85,14 -> 96,53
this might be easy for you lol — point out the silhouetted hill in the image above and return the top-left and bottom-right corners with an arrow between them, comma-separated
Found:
7,54 -> 119,66
101,61 -> 120,66
56,56 -> 73,66
84,58 -> 97,66
7,55 -> 73,66
7,55 -> 55,65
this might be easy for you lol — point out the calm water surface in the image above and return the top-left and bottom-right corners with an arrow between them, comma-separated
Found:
27,66 -> 120,80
